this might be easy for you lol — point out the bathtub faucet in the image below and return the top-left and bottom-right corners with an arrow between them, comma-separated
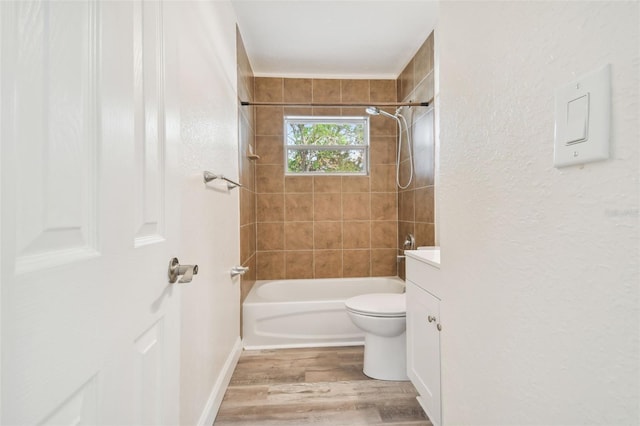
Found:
230,265 -> 249,278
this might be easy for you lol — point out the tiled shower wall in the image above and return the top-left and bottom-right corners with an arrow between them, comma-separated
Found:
237,28 -> 257,303
240,32 -> 435,285
397,33 -> 436,279
254,78 -> 400,279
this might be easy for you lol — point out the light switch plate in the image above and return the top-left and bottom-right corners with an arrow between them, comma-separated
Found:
554,64 -> 610,168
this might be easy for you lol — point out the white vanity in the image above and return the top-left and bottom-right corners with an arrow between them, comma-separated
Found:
405,248 -> 442,426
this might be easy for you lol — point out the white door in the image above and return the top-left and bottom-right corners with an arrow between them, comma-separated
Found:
1,1 -> 182,424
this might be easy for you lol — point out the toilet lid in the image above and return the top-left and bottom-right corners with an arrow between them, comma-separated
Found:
345,293 -> 406,317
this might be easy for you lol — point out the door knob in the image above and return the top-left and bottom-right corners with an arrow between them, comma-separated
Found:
168,257 -> 199,284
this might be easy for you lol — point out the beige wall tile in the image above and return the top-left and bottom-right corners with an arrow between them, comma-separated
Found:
398,190 -> 415,223
341,106 -> 366,116
256,106 -> 283,136
285,251 -> 314,279
342,176 -> 370,193
415,186 -> 434,223
285,176 -> 313,193
411,76 -> 435,121
343,221 -> 371,249
284,78 -> 312,103
341,80 -> 369,102
370,136 -> 396,165
371,249 -> 397,277
371,221 -> 397,249
369,113 -> 397,137
343,250 -> 371,277
413,40 -> 430,91
412,111 -> 434,152
257,193 -> 284,222
414,222 -> 435,248
256,164 -> 284,193
371,193 -> 397,221
314,250 -> 343,278
370,80 -> 396,103
285,193 -> 314,221
312,107 -> 339,116
284,222 -> 314,250
315,193 -> 342,221
256,135 -> 284,165
285,106 -> 313,116
257,251 -> 285,280
413,145 -> 435,188
239,255 -> 256,306
255,77 -> 283,102
240,224 -> 252,264
343,193 -> 371,220
257,222 -> 284,251
314,222 -> 343,250
312,79 -> 341,103
399,58 -> 414,102
371,164 -> 396,192
314,176 -> 342,193
240,187 -> 255,226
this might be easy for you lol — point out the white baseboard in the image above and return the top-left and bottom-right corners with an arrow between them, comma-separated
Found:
197,336 -> 242,426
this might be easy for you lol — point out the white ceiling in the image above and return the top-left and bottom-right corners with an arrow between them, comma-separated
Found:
231,0 -> 438,79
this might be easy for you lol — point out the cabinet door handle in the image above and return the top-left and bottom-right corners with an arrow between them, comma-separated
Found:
437,323 -> 442,331
428,315 -> 437,323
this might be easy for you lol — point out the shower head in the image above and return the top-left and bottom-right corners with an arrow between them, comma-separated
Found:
365,106 -> 396,119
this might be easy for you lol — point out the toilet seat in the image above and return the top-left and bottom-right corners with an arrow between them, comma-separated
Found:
345,293 -> 406,318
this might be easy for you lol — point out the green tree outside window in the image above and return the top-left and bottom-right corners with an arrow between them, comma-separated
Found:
285,116 -> 369,174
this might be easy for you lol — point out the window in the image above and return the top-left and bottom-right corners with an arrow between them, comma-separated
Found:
284,116 -> 369,175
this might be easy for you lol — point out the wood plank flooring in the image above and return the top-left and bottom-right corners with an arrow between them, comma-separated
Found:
214,346 -> 431,426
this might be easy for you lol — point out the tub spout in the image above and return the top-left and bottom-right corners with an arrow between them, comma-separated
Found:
230,265 -> 249,278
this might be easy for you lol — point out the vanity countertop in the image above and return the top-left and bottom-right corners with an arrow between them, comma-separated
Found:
404,247 -> 440,269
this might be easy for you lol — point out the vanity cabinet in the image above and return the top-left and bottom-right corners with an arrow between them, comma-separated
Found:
405,250 -> 442,426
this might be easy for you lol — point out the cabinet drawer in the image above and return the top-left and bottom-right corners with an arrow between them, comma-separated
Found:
406,256 -> 441,297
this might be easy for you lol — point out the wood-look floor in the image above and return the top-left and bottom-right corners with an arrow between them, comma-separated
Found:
214,346 -> 431,426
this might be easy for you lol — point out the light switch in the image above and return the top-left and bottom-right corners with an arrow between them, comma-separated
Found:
554,64 -> 610,168
565,94 -> 589,144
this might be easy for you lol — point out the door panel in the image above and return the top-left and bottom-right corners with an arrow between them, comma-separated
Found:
134,0 -> 166,246
12,0 -> 99,274
1,1 -> 180,424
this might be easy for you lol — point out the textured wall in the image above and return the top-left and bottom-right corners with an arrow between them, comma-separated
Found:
396,34 -> 436,279
253,78 -> 400,279
170,2 -> 242,424
437,2 -> 639,424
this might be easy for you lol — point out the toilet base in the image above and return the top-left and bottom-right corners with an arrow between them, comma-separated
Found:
362,331 -> 409,381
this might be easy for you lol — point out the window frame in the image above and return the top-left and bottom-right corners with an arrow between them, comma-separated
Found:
283,115 -> 370,176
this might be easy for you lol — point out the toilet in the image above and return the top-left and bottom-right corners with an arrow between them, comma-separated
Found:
345,293 -> 408,381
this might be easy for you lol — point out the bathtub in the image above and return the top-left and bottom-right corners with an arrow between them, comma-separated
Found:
242,276 -> 405,350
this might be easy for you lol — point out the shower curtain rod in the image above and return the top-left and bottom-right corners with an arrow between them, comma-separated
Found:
240,100 -> 431,108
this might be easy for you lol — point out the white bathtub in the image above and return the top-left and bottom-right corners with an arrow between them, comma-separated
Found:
242,276 -> 405,350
